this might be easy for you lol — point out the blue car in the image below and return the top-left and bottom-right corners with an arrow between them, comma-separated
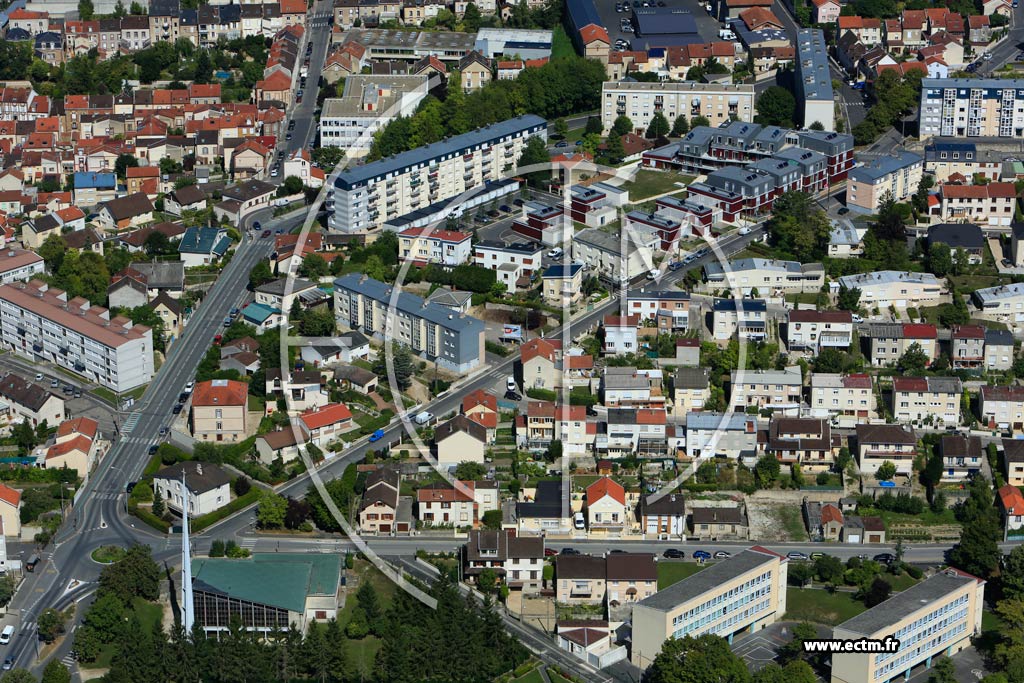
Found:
252,221 -> 262,231
692,550 -> 711,561
368,428 -> 385,443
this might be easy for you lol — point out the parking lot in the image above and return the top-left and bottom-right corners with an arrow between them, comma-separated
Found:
595,0 -> 723,51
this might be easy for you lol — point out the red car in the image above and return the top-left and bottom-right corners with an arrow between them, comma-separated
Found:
543,548 -> 558,557
261,230 -> 271,238
213,334 -> 222,345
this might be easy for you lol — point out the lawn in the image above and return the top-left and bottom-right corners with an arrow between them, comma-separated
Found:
248,394 -> 265,412
880,571 -> 921,592
340,559 -> 399,677
948,274 -> 1009,296
512,669 -> 547,683
783,587 -> 866,626
551,26 -> 576,60
91,546 -> 127,564
619,170 -> 694,200
657,561 -> 706,589
774,505 -> 808,541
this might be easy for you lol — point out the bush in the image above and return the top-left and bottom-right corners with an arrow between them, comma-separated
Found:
190,489 -> 261,532
526,388 -> 557,402
903,563 -> 923,579
128,503 -> 171,533
234,476 -> 251,496
209,539 -> 225,557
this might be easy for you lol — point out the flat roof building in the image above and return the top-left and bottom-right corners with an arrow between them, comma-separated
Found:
920,78 -> 1024,139
796,29 -> 834,130
601,81 -> 755,133
319,75 -> 429,157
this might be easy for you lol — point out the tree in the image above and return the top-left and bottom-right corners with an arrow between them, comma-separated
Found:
256,492 -> 287,529
928,242 -> 953,277
2,671 -> 37,683
585,116 -> 603,135
374,342 -> 414,390
39,234 -> 67,272
755,86 -> 796,127
876,460 -> 897,481
41,660 -> 71,683
671,114 -> 690,137
863,576 -> 892,607
611,115 -> 634,137
477,568 -> 498,593
554,118 -> 568,138
249,261 -> 274,289
949,474 -> 1002,579
814,554 -> 844,584
691,115 -> 711,128
927,657 -> 956,683
516,135 -> 549,184
151,489 -> 165,517
279,175 -> 304,197
809,121 -> 825,131
813,348 -> 846,374
604,133 -> 625,163
144,231 -> 174,256
194,50 -> 213,85
754,455 -> 781,488
113,0 -> 127,16
897,342 -> 929,375
920,447 -> 944,502
646,634 -> 751,683
97,545 -> 160,601
114,153 -> 139,179
837,285 -> 862,312
462,2 -> 482,30
301,308 -> 335,336
79,0 -> 95,19
38,607 -> 67,643
1003,545 -> 1024,600
209,539 -> 225,557
454,461 -> 487,480
298,253 -> 329,279
482,510 -> 502,529
646,111 -> 670,138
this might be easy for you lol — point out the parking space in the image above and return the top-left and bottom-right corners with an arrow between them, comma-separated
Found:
594,0 -> 722,52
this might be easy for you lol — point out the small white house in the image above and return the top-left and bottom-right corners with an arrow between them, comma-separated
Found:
152,461 -> 233,517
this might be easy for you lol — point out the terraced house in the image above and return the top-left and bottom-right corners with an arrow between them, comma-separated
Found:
891,376 -> 962,426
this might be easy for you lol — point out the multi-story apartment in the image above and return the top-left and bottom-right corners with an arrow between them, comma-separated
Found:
840,272 -> 945,311
712,298 -> 767,341
704,258 -> 825,296
1004,438 -> 1024,486
626,289 -> 691,331
600,81 -> 755,133
328,114 -> 547,233
572,228 -> 659,285
795,29 -> 835,130
869,323 -> 939,369
938,434 -> 983,482
951,324 -> 986,370
809,373 -> 876,421
766,417 -> 837,473
891,376 -> 962,426
333,274 -> 485,373
924,140 -> 1004,182
0,250 -> 44,285
831,570 -> 985,683
985,329 -> 1014,370
631,547 -> 788,669
397,227 -> 472,266
931,181 -> 1017,227
319,75 -> 429,157
855,423 -> 917,476
190,379 -> 248,443
473,240 -> 544,292
684,412 -> 758,461
786,310 -> 853,354
729,367 -> 803,414
979,385 -> 1024,433
846,150 -> 923,214
920,77 -> 1024,139
601,407 -> 667,457
0,281 -> 153,392
463,529 -> 545,593
974,282 -> 1024,322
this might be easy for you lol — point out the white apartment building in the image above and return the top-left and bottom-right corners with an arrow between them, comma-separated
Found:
729,367 -> 803,415
572,228 -> 658,285
603,315 -> 640,355
919,77 -> 1024,139
891,376 -> 962,427
473,240 -> 544,292
974,282 -> 1024,323
328,114 -> 547,233
704,258 -> 825,297
809,373 -> 876,422
980,385 -> 1024,433
602,367 -> 663,408
397,227 -> 472,266
601,81 -> 755,133
836,271 -> 945,310
786,310 -> 853,354
0,250 -> 44,285
631,547 -> 789,670
0,281 -> 154,392
831,570 -> 984,683
319,75 -> 430,157
684,412 -> 758,461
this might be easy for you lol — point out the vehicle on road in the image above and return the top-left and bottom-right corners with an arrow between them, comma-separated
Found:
413,411 -> 433,425
159,427 -> 169,437
252,221 -> 261,231
547,247 -> 563,259
126,481 -> 136,494
50,379 -> 58,388
74,389 -> 81,398
851,81 -> 867,90
213,334 -> 222,345
504,390 -> 522,401
261,229 -> 272,238
852,314 -> 864,323
662,548 -> 685,559
270,168 -> 279,177
368,428 -> 385,443
25,555 -> 40,572
506,376 -> 517,392
230,307 -> 239,317
984,52 -> 993,60
810,552 -> 824,560
873,552 -> 896,564
646,269 -> 660,280
787,551 -> 809,561
738,227 -> 751,235
286,133 -> 293,141
34,373 -> 43,381
148,444 -> 159,455
185,380 -> 195,393
2,657 -> 12,670
560,547 -> 579,555
714,551 -> 731,559
63,385 -> 73,394
837,207 -> 850,215
668,260 -> 683,271
1,625 -> 13,644
692,550 -> 711,561
555,141 -> 568,148
172,404 -> 183,414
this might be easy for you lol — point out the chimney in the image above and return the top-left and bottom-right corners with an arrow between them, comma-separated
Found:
196,463 -> 203,476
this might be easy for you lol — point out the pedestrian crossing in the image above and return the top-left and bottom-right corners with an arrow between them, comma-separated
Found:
60,651 -> 77,668
121,412 -> 141,434
20,620 -> 34,635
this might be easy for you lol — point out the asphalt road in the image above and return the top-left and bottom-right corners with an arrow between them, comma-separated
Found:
975,3 -> 1024,75
279,1 -> 333,164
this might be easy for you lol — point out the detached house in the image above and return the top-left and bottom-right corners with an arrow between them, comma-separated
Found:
416,480 -> 499,528
690,505 -> 749,540
434,415 -> 487,467
637,492 -> 686,539
178,227 -> 232,267
463,529 -> 545,592
462,389 -> 498,442
358,467 -> 410,534
586,477 -> 627,534
980,385 -> 1024,434
855,423 -> 917,476
1005,438 -> 1024,487
766,417 -> 838,473
96,192 -> 155,231
939,434 -> 983,482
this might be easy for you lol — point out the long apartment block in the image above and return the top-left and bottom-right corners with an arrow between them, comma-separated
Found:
600,80 -> 756,132
631,547 -> 788,670
328,114 -> 548,233
0,280 -> 154,392
333,274 -> 485,373
920,78 -> 1024,139
831,569 -> 985,683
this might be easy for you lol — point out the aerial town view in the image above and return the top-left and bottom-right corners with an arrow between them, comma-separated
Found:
1,0 -> 1024,679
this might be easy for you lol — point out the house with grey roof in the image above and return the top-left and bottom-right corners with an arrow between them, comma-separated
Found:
299,331 -> 370,368
178,227 -> 232,267
152,461 -> 232,517
704,257 -> 824,296
684,412 -> 758,462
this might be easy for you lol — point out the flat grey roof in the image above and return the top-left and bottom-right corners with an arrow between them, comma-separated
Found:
836,571 -> 977,637
636,548 -> 778,612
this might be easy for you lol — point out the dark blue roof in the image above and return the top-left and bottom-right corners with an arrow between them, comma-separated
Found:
6,27 -> 30,40
929,141 -> 976,152
543,263 -> 583,278
713,298 -> 767,312
504,40 -> 552,49
179,227 -> 230,255
634,8 -> 698,36
73,172 -> 116,190
567,0 -> 602,31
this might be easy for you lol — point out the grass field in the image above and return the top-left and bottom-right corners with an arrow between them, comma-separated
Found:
620,170 -> 694,200
340,559 -> 399,677
551,26 -> 575,60
881,572 -> 921,592
512,669 -> 547,683
783,587 -> 866,626
657,561 -> 706,589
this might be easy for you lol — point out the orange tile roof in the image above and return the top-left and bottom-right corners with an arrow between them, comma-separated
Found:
0,483 -> 20,507
47,435 -> 93,460
999,484 -> 1024,516
258,71 -> 294,92
820,503 -> 844,525
58,417 -> 98,440
521,337 -> 560,364
586,477 -> 625,506
463,389 -> 497,415
579,24 -> 609,45
299,403 -> 353,430
192,379 -> 248,407
637,408 -> 666,425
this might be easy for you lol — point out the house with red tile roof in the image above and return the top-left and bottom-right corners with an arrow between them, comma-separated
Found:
586,477 -> 627,532
998,484 -> 1024,538
190,379 -> 248,443
462,389 -> 498,440
416,480 -> 499,528
0,483 -> 21,537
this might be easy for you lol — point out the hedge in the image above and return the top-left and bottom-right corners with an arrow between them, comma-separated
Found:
526,388 -> 557,402
128,503 -> 171,533
191,489 -> 262,533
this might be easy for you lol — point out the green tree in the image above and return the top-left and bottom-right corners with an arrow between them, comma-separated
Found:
755,86 -> 796,127
554,118 -> 569,138
604,133 -> 625,163
671,114 -> 690,137
114,153 -> 139,179
646,111 -> 670,138
691,115 -> 711,128
949,474 -> 1002,579
754,455 -> 781,488
611,115 -> 634,136
897,342 -> 929,375
876,460 -> 897,481
39,234 -> 67,272
928,242 -> 953,277
646,634 -> 751,683
374,342 -> 414,390
209,539 -> 226,557
78,0 -> 95,19
194,50 -> 213,85
462,2 -> 482,30
301,308 -> 335,337
585,116 -> 603,135
38,607 -> 67,643
814,555 -> 844,584
863,576 -> 892,607
477,568 -> 498,593
1003,545 -> 1024,600
279,175 -> 304,196
920,447 -> 944,502
41,659 -> 71,683
482,510 -> 502,529
97,544 -> 160,601
299,253 -> 329,279
256,492 -> 287,529
516,135 -> 549,185
2,670 -> 37,683
837,285 -> 862,312
927,657 -> 956,683
454,461 -> 487,480
248,261 -> 274,289
151,488 -> 165,517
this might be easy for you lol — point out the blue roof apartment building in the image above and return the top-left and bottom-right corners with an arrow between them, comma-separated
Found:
333,274 -> 486,373
328,115 -> 547,234
919,78 -> 1024,139
795,29 -> 834,131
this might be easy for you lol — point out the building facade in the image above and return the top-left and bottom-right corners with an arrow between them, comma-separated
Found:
600,81 -> 756,132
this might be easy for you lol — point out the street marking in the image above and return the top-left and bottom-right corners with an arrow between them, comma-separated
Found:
121,412 -> 141,434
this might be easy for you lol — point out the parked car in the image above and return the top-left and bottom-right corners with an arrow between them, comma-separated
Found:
668,260 -> 683,271
544,548 -> 558,556
560,548 -> 580,555
50,379 -> 59,388
738,226 -> 752,235
837,207 -> 849,215
213,334 -> 222,345
223,316 -> 233,327
504,390 -> 522,402
852,314 -> 864,323
34,373 -> 43,381
547,247 -> 563,259
172,404 -> 183,414
185,380 -> 195,393
3,657 -> 12,671
1003,258 -> 1013,266
873,552 -> 896,564
63,385 -> 74,394
713,551 -> 731,559
663,548 -> 685,559
369,428 -> 385,443
810,552 -> 824,560
159,427 -> 169,437
646,269 -> 660,280
555,141 -> 568,148
148,444 -> 159,455
692,550 -> 711,561
787,551 -> 809,561
73,389 -> 81,398
262,230 -> 272,238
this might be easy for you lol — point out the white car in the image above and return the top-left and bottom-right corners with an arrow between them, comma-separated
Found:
184,380 -> 195,393
852,314 -> 864,323
738,227 -> 751,235
506,376 -> 517,392
646,269 -> 660,280
547,248 -> 563,259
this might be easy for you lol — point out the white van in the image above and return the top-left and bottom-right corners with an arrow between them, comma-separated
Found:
413,411 -> 433,425
573,512 -> 586,530
1,625 -> 14,644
